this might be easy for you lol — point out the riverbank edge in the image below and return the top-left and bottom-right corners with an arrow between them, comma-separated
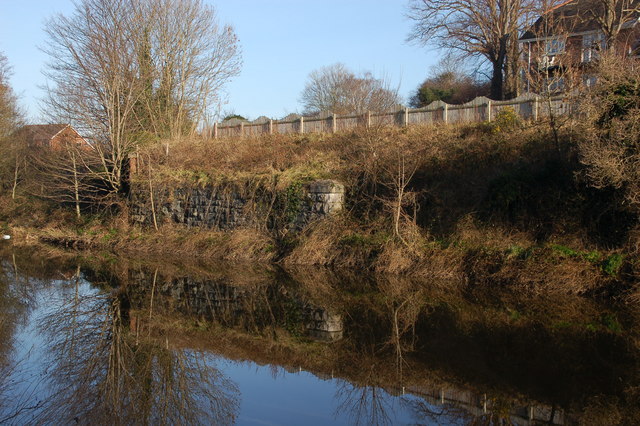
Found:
4,216 -> 635,306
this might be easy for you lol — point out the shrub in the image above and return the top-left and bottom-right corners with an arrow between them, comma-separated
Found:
579,55 -> 640,213
602,253 -> 624,277
489,107 -> 521,133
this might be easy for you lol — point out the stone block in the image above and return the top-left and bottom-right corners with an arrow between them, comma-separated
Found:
308,180 -> 345,194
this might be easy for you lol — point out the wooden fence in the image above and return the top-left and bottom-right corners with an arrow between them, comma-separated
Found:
209,93 -> 575,139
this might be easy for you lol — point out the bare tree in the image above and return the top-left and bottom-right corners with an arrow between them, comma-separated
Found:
586,0 -> 640,50
406,0 -> 547,100
42,0 -> 241,203
300,63 -> 400,115
42,0 -> 143,201
0,53 -> 21,138
520,2 -> 582,149
0,52 -> 25,198
30,145 -> 105,218
132,0 -> 242,139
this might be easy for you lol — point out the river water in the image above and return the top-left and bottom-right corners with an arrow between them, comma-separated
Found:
0,248 -> 638,424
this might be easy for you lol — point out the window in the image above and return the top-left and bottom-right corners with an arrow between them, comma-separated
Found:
583,74 -> 597,87
582,32 -> 605,62
545,38 -> 566,55
547,77 -> 565,92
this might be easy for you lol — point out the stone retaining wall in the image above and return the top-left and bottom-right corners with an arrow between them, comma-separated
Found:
129,179 -> 344,231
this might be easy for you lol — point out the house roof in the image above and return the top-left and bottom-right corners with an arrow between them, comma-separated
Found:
14,124 -> 70,145
520,0 -> 640,40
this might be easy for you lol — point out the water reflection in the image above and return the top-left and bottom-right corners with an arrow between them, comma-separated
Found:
0,253 -> 42,423
0,254 -> 240,424
36,278 -> 240,425
0,247 -> 639,424
335,381 -> 396,426
127,267 -> 344,342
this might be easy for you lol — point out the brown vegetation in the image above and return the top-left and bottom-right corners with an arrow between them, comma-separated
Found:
2,110 -> 637,303
4,53 -> 640,304
579,55 -> 640,205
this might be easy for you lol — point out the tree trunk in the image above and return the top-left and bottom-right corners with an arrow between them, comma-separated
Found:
490,59 -> 504,100
11,154 -> 19,200
504,33 -> 521,99
490,36 -> 510,100
71,151 -> 81,219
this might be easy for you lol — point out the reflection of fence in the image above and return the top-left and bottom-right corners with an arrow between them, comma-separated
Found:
401,385 -> 565,425
209,93 -> 574,139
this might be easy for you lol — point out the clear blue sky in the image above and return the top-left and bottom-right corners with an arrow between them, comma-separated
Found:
0,0 -> 440,122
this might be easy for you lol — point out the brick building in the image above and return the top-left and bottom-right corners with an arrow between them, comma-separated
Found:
14,124 -> 88,149
519,0 -> 640,91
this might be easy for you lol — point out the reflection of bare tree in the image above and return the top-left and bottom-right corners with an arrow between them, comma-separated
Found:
402,396 -> 513,425
0,350 -> 49,423
333,373 -> 394,426
380,276 -> 426,379
0,254 -> 43,422
35,277 -> 240,424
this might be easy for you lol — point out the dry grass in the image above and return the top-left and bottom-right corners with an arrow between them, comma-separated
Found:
2,120 -> 636,300
112,224 -> 277,263
142,132 -> 343,187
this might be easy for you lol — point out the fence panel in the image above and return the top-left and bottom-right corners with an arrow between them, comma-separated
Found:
448,104 -> 486,123
492,95 -> 536,120
212,92 -> 572,140
336,115 -> 360,131
538,96 -> 572,118
372,111 -> 400,127
303,117 -> 332,134
408,108 -> 442,125
244,123 -> 268,137
275,121 -> 295,134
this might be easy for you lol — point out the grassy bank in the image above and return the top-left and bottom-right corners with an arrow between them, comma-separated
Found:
1,119 -> 639,302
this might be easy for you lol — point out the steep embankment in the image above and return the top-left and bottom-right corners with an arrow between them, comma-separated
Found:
1,120 -> 638,301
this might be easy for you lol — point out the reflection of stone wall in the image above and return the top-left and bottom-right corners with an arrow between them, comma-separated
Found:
304,307 -> 343,341
129,179 -> 344,231
130,271 -> 343,341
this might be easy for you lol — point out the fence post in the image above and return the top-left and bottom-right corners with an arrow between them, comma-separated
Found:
443,104 -> 448,123
213,122 -> 218,139
404,108 -> 409,127
486,100 -> 492,121
300,116 -> 304,134
269,119 -> 273,135
332,114 -> 337,133
533,97 -> 539,121
366,111 -> 371,128
240,122 -> 244,138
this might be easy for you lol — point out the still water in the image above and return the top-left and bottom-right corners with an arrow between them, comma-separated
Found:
0,248 -> 638,424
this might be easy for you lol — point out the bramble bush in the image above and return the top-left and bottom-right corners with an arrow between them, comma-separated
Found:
579,54 -> 640,209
